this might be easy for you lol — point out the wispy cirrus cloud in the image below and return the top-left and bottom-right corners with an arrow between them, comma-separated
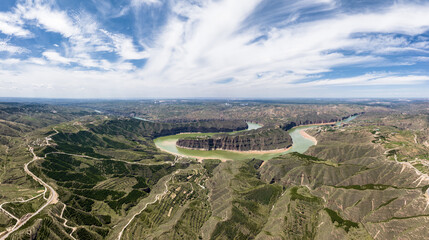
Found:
0,39 -> 28,54
138,0 -> 429,89
304,73 -> 429,86
16,0 -> 80,37
131,0 -> 161,7
0,9 -> 31,37
0,0 -> 148,70
0,0 -> 429,98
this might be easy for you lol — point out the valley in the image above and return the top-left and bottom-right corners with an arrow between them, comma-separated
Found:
1,0 -> 428,239
156,115 -> 358,161
0,100 -> 428,239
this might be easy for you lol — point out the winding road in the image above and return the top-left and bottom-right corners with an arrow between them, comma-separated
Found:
0,147 -> 59,240
0,127 -> 182,240
1,116 -> 360,239
0,131 -> 59,240
59,203 -> 77,240
116,170 -> 179,240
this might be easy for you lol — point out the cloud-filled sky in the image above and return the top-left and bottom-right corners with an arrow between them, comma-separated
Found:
1,0 -> 429,98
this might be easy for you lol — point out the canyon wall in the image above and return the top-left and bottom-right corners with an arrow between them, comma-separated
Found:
177,128 -> 292,151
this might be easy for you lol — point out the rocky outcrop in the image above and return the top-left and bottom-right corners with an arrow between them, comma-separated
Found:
177,127 -> 292,151
176,113 -> 364,152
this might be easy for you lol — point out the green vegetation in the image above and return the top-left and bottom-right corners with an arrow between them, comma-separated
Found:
422,185 -> 429,194
75,227 -> 101,240
120,167 -> 210,239
202,159 -> 221,177
376,197 -> 398,210
32,216 -> 75,240
108,190 -> 147,212
210,159 -> 281,239
333,184 -> 393,190
290,152 -> 324,161
282,187 -> 322,239
324,208 -> 359,232
2,100 -> 429,240
37,153 -> 189,228
290,186 -> 321,203
172,199 -> 210,239
2,195 -> 46,219
245,185 -> 282,205
64,206 -> 103,226
0,212 -> 16,232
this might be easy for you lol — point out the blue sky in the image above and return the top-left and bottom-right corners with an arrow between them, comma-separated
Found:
1,0 -> 429,98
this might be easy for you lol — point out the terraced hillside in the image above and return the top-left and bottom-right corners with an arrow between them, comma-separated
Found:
2,99 -> 429,240
0,103 -> 100,238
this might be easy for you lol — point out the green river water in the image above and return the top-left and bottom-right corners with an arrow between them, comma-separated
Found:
153,116 -> 357,161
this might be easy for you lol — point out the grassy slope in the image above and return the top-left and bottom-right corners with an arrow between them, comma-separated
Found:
3,101 -> 429,240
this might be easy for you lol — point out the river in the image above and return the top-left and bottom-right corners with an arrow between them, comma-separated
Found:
153,116 -> 357,161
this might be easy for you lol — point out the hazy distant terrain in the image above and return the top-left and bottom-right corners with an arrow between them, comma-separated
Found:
1,99 -> 429,240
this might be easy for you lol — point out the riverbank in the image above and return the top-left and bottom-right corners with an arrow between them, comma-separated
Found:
175,121 -> 332,154
155,125 -> 315,161
176,144 -> 293,154
299,129 -> 317,145
296,117 -> 357,144
154,140 -> 207,162
154,115 -> 358,161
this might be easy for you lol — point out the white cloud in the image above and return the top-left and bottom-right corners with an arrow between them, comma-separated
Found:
42,51 -> 72,64
1,0 -> 429,98
101,30 -> 149,60
41,49 -> 136,71
27,57 -> 47,65
0,40 -> 28,54
0,64 -> 145,98
0,11 -> 32,37
137,0 -> 429,90
131,0 -> 161,7
16,0 -> 79,37
305,73 -> 429,86
0,58 -> 21,65
0,0 -> 147,70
